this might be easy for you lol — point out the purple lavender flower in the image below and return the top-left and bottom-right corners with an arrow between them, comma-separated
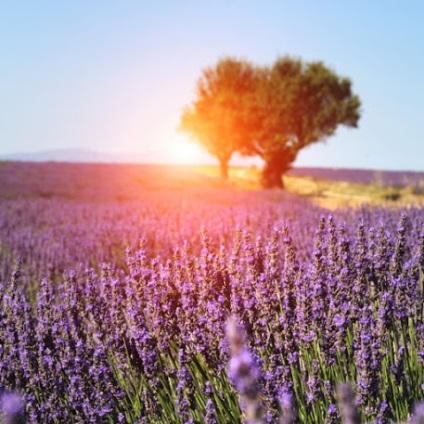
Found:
411,402 -> 424,424
0,392 -> 22,424
336,383 -> 361,424
278,389 -> 297,424
226,318 -> 265,423
204,398 -> 217,424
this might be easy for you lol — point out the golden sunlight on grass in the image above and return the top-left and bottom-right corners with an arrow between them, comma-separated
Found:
190,166 -> 424,209
283,175 -> 424,209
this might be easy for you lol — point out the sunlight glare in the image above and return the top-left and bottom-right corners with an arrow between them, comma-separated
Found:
170,133 -> 204,165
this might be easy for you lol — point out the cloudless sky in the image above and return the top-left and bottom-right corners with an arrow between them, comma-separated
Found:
1,1 -> 424,170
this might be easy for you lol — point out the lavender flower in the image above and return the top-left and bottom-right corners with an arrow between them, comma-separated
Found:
410,402 -> 424,424
0,392 -> 22,424
226,318 -> 265,423
336,383 -> 361,424
278,389 -> 297,424
1,168 -> 424,423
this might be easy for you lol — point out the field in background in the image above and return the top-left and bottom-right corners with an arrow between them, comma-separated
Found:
288,166 -> 424,186
2,161 -> 424,209
1,160 -> 424,422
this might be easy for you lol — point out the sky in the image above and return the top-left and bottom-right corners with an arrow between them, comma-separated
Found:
1,1 -> 424,170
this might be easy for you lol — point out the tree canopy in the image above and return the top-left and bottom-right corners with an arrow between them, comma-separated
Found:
179,58 -> 258,179
180,56 -> 361,187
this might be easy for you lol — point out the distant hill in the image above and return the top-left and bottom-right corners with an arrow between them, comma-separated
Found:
0,148 -> 149,163
0,148 -> 238,166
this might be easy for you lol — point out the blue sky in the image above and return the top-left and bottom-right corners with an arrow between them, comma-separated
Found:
1,1 -> 423,170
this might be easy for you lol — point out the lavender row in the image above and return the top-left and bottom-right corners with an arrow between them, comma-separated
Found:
1,207 -> 424,422
1,194 -> 421,287
0,195 -> 323,288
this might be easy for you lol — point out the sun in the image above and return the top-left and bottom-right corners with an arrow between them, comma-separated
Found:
170,133 -> 204,165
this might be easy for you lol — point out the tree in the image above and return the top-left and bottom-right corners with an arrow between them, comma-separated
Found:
179,57 -> 258,179
248,57 -> 361,188
180,56 -> 361,187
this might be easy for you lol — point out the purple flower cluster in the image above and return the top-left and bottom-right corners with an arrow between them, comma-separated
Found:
0,391 -> 23,424
1,164 -> 424,421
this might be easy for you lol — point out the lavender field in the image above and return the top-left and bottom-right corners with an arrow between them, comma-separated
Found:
0,162 -> 423,423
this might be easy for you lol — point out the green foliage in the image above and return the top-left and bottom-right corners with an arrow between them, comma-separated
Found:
112,342 -> 242,423
180,56 -> 361,187
108,313 -> 424,423
179,57 -> 258,179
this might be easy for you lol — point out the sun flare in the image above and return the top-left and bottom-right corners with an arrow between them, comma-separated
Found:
170,133 -> 204,165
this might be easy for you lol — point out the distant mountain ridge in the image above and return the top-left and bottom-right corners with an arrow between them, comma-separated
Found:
0,148 -> 221,165
0,148 -> 150,163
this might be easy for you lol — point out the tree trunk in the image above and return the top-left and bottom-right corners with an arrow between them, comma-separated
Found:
219,159 -> 229,179
261,166 -> 284,188
261,149 -> 294,189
